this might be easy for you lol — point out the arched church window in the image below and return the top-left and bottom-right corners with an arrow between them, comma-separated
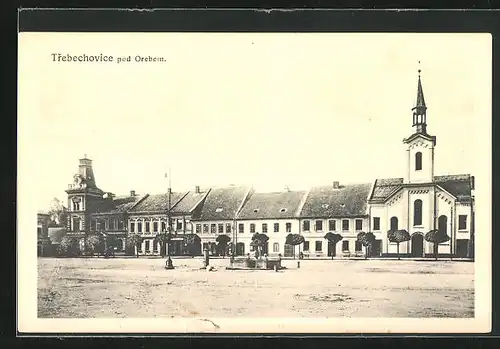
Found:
390,217 -> 398,232
415,152 -> 422,171
438,215 -> 448,235
414,200 -> 423,226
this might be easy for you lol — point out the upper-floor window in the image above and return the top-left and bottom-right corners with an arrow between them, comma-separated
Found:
210,224 -> 216,234
262,223 -> 268,233
286,222 -> 292,233
414,200 -> 423,226
218,223 -> 224,234
238,223 -> 244,233
153,221 -> 158,232
274,223 -> 279,233
161,221 -> 166,232
373,217 -> 380,231
118,220 -> 124,230
342,219 -> 349,231
177,220 -> 183,230
203,224 -> 209,233
137,222 -> 143,233
226,223 -> 232,233
355,219 -> 363,231
315,220 -> 323,231
303,220 -> 310,231
196,224 -> 201,234
328,220 -> 336,231
250,223 -> 255,233
459,215 -> 467,230
145,222 -> 150,233
415,152 -> 422,171
130,222 -> 135,233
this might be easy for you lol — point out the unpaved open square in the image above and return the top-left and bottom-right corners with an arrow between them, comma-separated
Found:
38,257 -> 474,318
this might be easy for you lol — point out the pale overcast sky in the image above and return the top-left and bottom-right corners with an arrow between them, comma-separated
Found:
18,33 -> 491,211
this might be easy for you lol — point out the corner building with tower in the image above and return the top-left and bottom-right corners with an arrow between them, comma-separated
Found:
61,70 -> 475,259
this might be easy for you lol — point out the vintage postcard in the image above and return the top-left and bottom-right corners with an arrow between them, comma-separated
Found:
18,32 -> 492,334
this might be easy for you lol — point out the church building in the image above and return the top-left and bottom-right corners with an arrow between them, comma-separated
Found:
367,70 -> 475,258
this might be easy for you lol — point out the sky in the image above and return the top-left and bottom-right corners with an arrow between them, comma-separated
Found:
18,33 -> 491,211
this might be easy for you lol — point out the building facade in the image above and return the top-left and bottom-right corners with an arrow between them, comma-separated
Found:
54,69 -> 474,259
367,70 -> 475,258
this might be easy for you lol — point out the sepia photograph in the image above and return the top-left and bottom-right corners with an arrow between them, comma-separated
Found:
18,32 -> 491,333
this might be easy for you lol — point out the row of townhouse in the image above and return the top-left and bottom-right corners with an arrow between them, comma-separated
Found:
58,70 -> 475,259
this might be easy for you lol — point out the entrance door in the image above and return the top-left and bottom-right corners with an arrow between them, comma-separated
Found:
371,239 -> 382,257
456,239 -> 469,258
411,234 -> 424,257
327,242 -> 336,257
236,242 -> 245,256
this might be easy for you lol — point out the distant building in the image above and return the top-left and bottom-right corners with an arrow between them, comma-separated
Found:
37,212 -> 51,256
299,183 -> 373,257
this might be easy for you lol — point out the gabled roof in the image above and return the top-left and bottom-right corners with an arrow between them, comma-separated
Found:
93,194 -> 143,214
369,178 -> 404,203
435,174 -> 473,202
193,186 -> 252,221
300,183 -> 372,218
129,192 -> 188,213
368,174 -> 473,203
237,191 -> 307,220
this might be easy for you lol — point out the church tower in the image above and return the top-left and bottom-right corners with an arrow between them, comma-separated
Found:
403,69 -> 437,184
65,155 -> 104,235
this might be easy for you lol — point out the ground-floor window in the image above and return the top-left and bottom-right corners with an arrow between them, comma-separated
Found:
303,241 -> 309,251
355,241 -> 362,251
273,243 -> 279,253
342,240 -> 349,251
315,241 -> 322,252
145,240 -> 150,253
153,241 -> 158,253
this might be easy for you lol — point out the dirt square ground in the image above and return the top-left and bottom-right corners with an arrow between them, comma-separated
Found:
37,257 -> 474,318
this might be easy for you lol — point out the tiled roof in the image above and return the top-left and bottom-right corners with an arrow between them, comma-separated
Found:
300,183 -> 372,218
193,186 -> 252,221
369,174 -> 473,202
435,174 -> 472,202
93,195 -> 142,214
237,191 -> 307,220
369,178 -> 404,202
129,192 -> 188,213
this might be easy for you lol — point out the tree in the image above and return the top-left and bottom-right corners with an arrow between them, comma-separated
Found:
425,229 -> 450,260
183,234 -> 201,256
387,229 -> 411,260
324,232 -> 343,260
250,233 -> 269,258
285,233 -> 305,259
58,236 -> 80,257
48,198 -> 68,227
87,234 -> 105,257
216,234 -> 231,258
154,232 -> 173,257
128,234 -> 144,258
356,232 -> 376,259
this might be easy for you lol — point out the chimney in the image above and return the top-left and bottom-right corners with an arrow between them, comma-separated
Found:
333,181 -> 340,189
195,185 -> 200,194
130,190 -> 136,197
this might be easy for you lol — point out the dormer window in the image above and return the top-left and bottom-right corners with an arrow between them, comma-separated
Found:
215,208 -> 223,213
280,208 -> 287,213
340,203 -> 346,208
253,208 -> 259,213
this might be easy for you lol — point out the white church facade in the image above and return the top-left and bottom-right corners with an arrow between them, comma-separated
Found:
367,70 -> 475,258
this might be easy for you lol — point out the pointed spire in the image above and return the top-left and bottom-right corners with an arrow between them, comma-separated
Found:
411,63 -> 427,134
414,68 -> 427,112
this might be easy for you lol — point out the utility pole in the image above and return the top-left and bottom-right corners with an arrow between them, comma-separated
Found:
165,168 -> 174,269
